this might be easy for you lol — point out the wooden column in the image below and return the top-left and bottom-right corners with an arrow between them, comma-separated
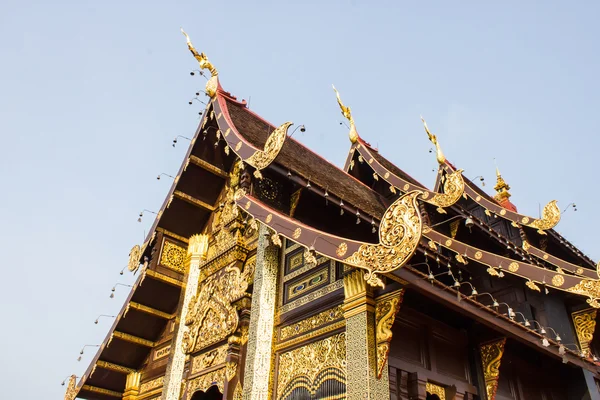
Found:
343,270 -> 390,399
242,225 -> 279,400
123,372 -> 141,400
479,338 -> 506,400
162,234 -> 209,400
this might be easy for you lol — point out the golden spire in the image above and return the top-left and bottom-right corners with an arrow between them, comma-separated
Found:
332,84 -> 358,143
181,28 -> 219,97
420,116 -> 445,164
494,165 -> 511,201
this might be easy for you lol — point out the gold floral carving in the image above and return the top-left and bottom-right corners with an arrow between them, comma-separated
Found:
526,280 -> 541,292
572,309 -> 597,355
182,260 -> 255,354
63,375 -> 78,400
528,200 -> 561,231
426,382 -> 446,399
233,381 -> 243,400
552,274 -> 565,287
181,29 -> 219,97
566,280 -> 600,308
226,361 -> 237,381
475,251 -> 483,260
375,289 -> 405,378
508,262 -> 519,272
336,242 -> 348,257
480,338 -> 506,400
277,333 -> 347,399
140,376 -> 163,393
428,169 -> 465,209
191,345 -> 228,374
293,227 -> 302,239
344,191 -> 422,288
160,240 -> 187,273
245,121 -> 293,173
280,305 -> 344,341
186,368 -> 226,400
127,244 -> 142,272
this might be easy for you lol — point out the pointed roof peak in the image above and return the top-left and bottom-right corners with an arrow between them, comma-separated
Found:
332,84 -> 359,144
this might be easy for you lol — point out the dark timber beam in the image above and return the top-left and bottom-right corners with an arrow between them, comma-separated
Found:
396,267 -> 600,374
174,190 -> 215,211
189,155 -> 228,179
143,269 -> 185,288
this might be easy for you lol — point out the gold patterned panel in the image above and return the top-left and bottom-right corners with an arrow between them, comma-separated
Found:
186,368 -> 226,400
280,305 -> 344,341
140,376 -> 164,394
480,338 -> 506,400
246,122 -> 293,175
573,309 -> 597,355
63,375 -> 78,400
287,250 -> 304,272
160,240 -> 187,273
286,267 -> 329,302
426,382 -> 446,400
276,333 -> 347,399
191,344 -> 228,374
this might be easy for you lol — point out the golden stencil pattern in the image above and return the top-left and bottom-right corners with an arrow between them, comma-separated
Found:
279,305 -> 343,341
572,309 -> 597,355
277,333 -> 347,399
344,191 -> 422,287
182,261 -> 255,354
480,338 -> 506,400
160,240 -> 187,273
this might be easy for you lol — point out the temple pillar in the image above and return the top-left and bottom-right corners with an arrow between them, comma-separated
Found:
343,270 -> 390,400
242,224 -> 279,400
479,338 -> 506,400
162,234 -> 209,400
123,372 -> 141,400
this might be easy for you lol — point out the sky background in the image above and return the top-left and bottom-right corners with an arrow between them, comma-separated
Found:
1,0 -> 599,398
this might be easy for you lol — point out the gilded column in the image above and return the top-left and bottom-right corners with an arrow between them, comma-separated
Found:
123,372 -> 141,400
343,270 -> 390,400
479,338 -> 506,400
162,234 -> 209,400
242,224 -> 279,400
572,309 -> 597,356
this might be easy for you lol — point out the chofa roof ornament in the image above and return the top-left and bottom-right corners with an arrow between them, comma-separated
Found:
332,84 -> 359,144
181,28 -> 219,98
421,116 -> 446,164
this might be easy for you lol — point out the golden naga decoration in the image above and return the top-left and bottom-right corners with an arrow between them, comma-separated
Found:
428,168 -> 465,211
480,338 -> 506,400
181,28 -> 219,97
375,290 -> 405,379
245,121 -> 293,179
332,84 -> 359,143
63,375 -> 78,400
345,191 -> 423,287
421,116 -> 445,164
566,279 -> 600,309
529,200 -> 561,232
182,261 -> 255,354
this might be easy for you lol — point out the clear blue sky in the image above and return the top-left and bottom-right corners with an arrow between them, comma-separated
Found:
1,1 -> 599,398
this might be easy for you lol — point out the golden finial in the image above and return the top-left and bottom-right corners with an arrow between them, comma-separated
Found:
181,28 -> 219,97
494,161 -> 511,201
420,116 -> 445,164
332,84 -> 358,143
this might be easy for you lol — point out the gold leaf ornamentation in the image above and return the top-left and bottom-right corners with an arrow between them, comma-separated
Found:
344,191 -> 423,288
245,122 -> 292,173
185,368 -> 226,400
181,29 -> 219,97
455,254 -> 467,265
508,262 -> 519,272
572,309 -> 597,355
277,333 -> 346,399
336,242 -> 348,257
376,290 -> 404,378
235,142 -> 242,152
475,251 -> 483,260
160,241 -> 187,273
526,280 -> 541,292
280,305 -> 343,341
226,361 -> 237,381
428,241 -> 438,251
566,280 -> 600,308
384,172 -> 390,179
128,244 -> 142,272
244,200 -> 251,210
521,216 -> 530,224
552,274 -> 565,287
292,228 -> 302,239
500,209 -> 506,216
403,184 -> 410,191
265,214 -> 272,224
427,169 -> 464,209
487,267 -> 500,277
271,233 -> 282,247
445,239 -> 453,246
528,200 -> 560,231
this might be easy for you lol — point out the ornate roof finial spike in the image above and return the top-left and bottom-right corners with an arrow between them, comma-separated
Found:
332,84 -> 358,143
181,28 -> 219,97
420,116 -> 445,164
493,159 -> 511,201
